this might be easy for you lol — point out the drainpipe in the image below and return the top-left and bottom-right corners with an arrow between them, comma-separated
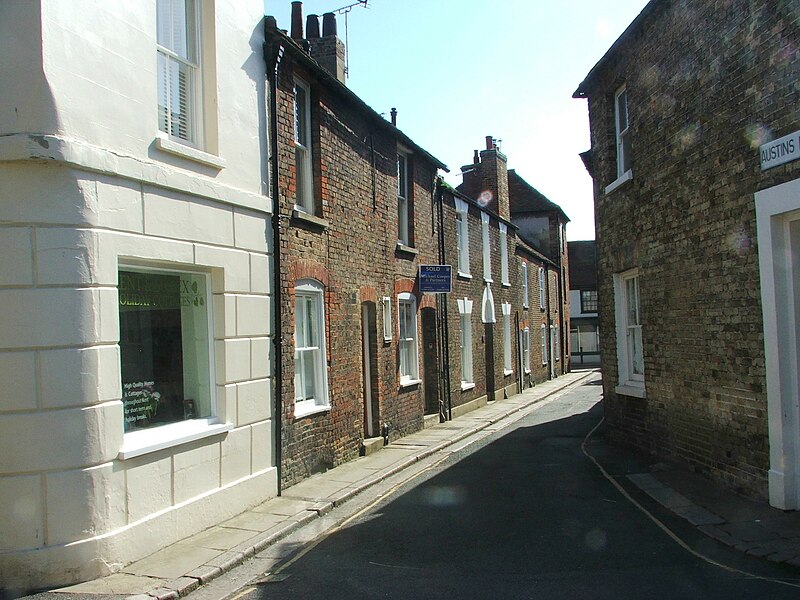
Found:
435,179 -> 452,421
264,18 -> 284,493
545,263 -> 553,380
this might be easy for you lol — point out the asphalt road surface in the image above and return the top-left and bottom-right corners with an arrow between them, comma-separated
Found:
216,376 -> 800,599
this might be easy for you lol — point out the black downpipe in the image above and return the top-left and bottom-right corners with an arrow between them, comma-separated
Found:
264,22 -> 284,493
434,181 -> 452,421
545,264 -> 553,380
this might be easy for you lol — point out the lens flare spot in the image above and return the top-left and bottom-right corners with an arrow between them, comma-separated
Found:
677,122 -> 701,151
478,190 -> 493,208
423,486 -> 466,507
585,528 -> 607,551
744,123 -> 771,149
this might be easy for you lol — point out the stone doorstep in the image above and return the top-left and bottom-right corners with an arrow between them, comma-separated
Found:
361,436 -> 384,456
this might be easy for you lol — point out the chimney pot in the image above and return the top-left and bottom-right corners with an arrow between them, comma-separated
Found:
390,107 -> 397,126
306,14 -> 320,39
290,1 -> 304,40
473,150 -> 480,164
322,12 -> 337,36
485,135 -> 493,151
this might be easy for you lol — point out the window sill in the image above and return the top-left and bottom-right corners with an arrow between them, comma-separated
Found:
155,134 -> 226,169
460,382 -> 476,391
119,419 -> 233,460
292,209 -> 329,230
615,383 -> 646,398
396,243 -> 418,256
503,369 -> 514,376
484,277 -> 493,284
525,369 -> 532,374
294,403 -> 332,419
604,169 -> 633,194
502,281 -> 511,288
399,378 -> 422,389
457,272 -> 472,280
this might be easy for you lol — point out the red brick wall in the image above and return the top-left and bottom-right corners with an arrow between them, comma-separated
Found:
276,56 -> 438,486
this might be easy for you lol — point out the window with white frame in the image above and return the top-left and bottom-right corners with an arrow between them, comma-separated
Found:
397,152 -> 410,245
157,0 -> 201,145
382,296 -> 392,341
554,324 -> 560,361
522,261 -> 529,308
294,78 -> 314,213
614,270 -> 644,391
541,323 -> 548,365
580,290 -> 598,313
455,198 -> 470,276
294,280 -> 329,415
481,212 -> 492,282
502,303 -> 512,374
615,85 -> 632,178
538,267 -> 546,310
398,293 -> 419,383
523,327 -> 531,373
500,223 -> 509,286
119,267 -> 214,433
457,298 -> 474,387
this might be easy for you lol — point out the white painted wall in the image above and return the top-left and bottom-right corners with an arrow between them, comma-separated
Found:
0,0 -> 275,590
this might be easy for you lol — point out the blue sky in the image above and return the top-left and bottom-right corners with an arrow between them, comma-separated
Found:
267,0 -> 651,241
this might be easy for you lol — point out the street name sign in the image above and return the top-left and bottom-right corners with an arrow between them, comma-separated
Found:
760,129 -> 800,171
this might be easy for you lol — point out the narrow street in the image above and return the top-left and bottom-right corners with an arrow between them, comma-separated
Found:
210,374 -> 800,600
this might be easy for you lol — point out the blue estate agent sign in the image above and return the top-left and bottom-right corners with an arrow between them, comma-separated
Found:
761,129 -> 800,171
419,265 -> 452,293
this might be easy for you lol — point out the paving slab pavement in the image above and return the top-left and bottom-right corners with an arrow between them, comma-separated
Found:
42,368 -> 800,599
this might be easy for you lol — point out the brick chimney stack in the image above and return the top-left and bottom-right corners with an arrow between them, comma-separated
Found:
308,11 -> 346,83
457,135 -> 509,220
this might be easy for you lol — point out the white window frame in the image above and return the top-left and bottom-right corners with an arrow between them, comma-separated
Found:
500,223 -> 510,286
502,303 -> 513,375
455,197 -> 471,277
118,265 -> 231,460
541,324 -> 548,366
457,298 -> 474,389
524,327 -> 531,373
610,84 -> 633,189
522,262 -> 529,308
294,77 -> 314,214
538,267 -> 546,310
157,0 -> 202,147
613,269 -> 645,397
294,279 -> 330,417
397,293 -> 420,385
481,212 -> 492,282
554,324 -> 560,361
397,151 -> 410,246
382,296 -> 392,342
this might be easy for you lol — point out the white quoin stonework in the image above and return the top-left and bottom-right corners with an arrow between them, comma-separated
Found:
0,0 -> 276,591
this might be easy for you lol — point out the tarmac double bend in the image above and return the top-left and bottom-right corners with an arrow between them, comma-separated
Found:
42,369 -> 800,599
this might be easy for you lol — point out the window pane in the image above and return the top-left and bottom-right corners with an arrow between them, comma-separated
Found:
303,349 -> 317,399
617,90 -> 628,132
294,84 -> 307,145
397,154 -> 407,198
626,277 -> 638,325
119,269 -> 210,432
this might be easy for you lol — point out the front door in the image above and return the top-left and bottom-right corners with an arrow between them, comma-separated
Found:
361,303 -> 377,437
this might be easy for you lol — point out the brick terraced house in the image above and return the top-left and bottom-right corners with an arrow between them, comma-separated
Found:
574,0 -> 800,508
265,7 -> 448,486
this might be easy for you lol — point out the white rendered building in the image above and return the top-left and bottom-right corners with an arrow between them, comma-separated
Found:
0,0 -> 276,590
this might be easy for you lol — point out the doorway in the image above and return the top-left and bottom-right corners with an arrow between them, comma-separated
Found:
361,303 -> 378,438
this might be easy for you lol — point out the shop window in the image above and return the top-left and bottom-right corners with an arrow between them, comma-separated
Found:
119,268 -> 213,433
